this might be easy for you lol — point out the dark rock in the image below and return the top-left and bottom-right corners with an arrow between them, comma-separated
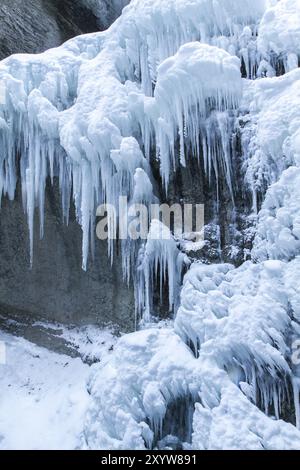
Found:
0,179 -> 135,333
0,0 -> 102,60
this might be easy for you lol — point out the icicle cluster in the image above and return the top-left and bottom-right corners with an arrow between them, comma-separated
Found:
258,0 -> 300,74
175,260 -> 293,419
0,0 -> 251,307
151,42 -> 242,192
135,220 -> 188,322
252,167 -> 300,261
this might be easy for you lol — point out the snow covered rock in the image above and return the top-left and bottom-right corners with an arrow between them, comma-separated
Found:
253,167 -> 300,261
241,67 -> 300,211
83,327 -> 197,450
258,0 -> 300,73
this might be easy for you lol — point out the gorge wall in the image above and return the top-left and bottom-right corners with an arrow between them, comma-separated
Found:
0,0 -> 135,332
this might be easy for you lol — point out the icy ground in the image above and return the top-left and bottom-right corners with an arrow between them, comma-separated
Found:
0,326 -> 116,450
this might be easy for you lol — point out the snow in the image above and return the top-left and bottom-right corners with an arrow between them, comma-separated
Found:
33,321 -> 118,363
0,330 -> 90,450
241,67 -> 300,211
192,380 -> 300,450
174,262 -> 235,353
253,167 -> 300,261
84,327 -> 198,450
0,322 -> 120,449
258,0 -> 300,72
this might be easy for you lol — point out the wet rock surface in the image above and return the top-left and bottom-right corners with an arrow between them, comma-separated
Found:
0,0 -> 100,60
0,180 -> 135,332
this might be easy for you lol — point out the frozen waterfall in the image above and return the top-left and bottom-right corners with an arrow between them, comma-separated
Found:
1,0 -> 300,450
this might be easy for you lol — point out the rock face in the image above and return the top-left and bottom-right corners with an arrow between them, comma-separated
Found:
0,181 -> 135,332
0,0 -> 101,60
0,1 -> 135,332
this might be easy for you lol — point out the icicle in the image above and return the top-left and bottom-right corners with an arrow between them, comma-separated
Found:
137,220 -> 187,322
293,378 -> 300,430
152,42 -> 242,193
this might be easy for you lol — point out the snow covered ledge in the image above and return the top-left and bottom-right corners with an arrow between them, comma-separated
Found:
151,42 -> 242,191
258,0 -> 300,73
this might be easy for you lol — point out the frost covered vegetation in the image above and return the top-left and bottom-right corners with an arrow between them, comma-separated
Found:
1,0 -> 300,450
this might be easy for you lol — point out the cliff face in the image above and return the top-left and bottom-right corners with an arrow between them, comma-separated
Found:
0,1 -> 135,333
0,0 -> 101,60
0,180 -> 135,332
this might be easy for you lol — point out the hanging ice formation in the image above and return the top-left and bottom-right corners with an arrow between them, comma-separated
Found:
152,42 -> 242,193
0,0 -> 250,316
135,220 -> 189,322
257,0 -> 300,74
2,0 -> 300,450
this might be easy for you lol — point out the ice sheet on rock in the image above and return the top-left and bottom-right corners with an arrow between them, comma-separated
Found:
258,0 -> 300,73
